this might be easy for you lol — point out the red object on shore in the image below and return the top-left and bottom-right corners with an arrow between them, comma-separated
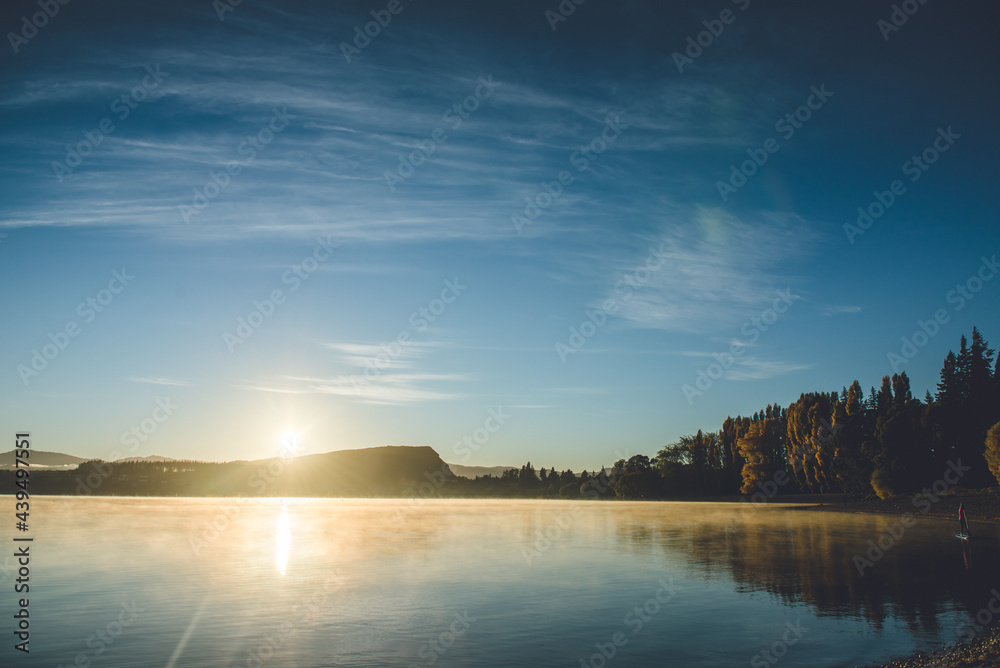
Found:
958,502 -> 972,539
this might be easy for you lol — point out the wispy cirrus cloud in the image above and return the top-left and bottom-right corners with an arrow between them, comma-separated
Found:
310,373 -> 465,405
725,358 -> 811,381
680,352 -> 810,381
0,13 -> 786,247
126,376 -> 194,387
321,341 -> 442,370
234,372 -> 467,405
605,206 -> 818,333
821,305 -> 862,316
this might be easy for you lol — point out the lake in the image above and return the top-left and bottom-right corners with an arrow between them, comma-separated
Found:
10,497 -> 1000,667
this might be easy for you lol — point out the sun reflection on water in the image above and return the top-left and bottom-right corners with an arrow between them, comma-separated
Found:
276,503 -> 290,576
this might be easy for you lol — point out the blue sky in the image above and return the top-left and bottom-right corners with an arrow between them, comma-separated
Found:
1,0 -> 998,470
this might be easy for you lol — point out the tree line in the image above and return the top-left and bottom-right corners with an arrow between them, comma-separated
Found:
7,329 -> 998,501
620,326 -> 1000,499
468,327 -> 1000,500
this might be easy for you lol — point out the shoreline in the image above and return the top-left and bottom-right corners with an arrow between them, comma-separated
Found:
799,493 -> 1000,667
802,491 -> 1000,526
861,624 -> 1000,668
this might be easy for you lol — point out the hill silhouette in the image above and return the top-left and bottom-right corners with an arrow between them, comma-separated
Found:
0,445 -> 455,497
0,449 -> 87,470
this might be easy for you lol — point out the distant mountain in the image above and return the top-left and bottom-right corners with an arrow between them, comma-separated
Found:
114,455 -> 177,463
1,445 -> 440,474
278,446 -> 456,496
447,464 -> 518,479
0,449 -> 88,470
0,445 -> 456,497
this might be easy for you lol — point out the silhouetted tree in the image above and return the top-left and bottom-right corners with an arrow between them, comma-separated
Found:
613,469 -> 662,499
876,376 -> 894,414
937,351 -> 960,403
891,372 -> 912,405
517,463 -> 538,489
846,381 -> 864,416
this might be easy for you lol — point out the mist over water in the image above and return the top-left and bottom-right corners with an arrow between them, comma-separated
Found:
21,497 -> 1000,667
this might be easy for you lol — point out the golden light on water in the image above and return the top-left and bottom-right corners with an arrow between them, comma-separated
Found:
276,504 -> 290,576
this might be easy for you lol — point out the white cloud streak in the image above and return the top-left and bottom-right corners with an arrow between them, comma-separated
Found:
126,376 -> 194,387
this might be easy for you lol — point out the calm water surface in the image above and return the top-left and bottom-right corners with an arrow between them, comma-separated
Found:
11,497 -> 1000,667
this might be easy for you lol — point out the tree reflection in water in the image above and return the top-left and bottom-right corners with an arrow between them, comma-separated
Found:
614,504 -> 1000,638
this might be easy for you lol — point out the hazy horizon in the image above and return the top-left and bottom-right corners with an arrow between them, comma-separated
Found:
2,0 -> 998,472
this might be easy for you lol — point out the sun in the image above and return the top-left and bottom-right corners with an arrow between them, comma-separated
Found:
280,430 -> 299,458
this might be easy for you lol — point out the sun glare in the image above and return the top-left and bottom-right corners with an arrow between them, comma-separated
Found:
280,430 -> 299,458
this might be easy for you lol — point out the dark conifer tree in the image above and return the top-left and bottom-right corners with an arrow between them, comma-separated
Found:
876,376 -> 893,414
955,334 -> 972,399
846,381 -> 864,416
968,327 -> 995,400
936,351 -> 959,403
891,372 -> 911,405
